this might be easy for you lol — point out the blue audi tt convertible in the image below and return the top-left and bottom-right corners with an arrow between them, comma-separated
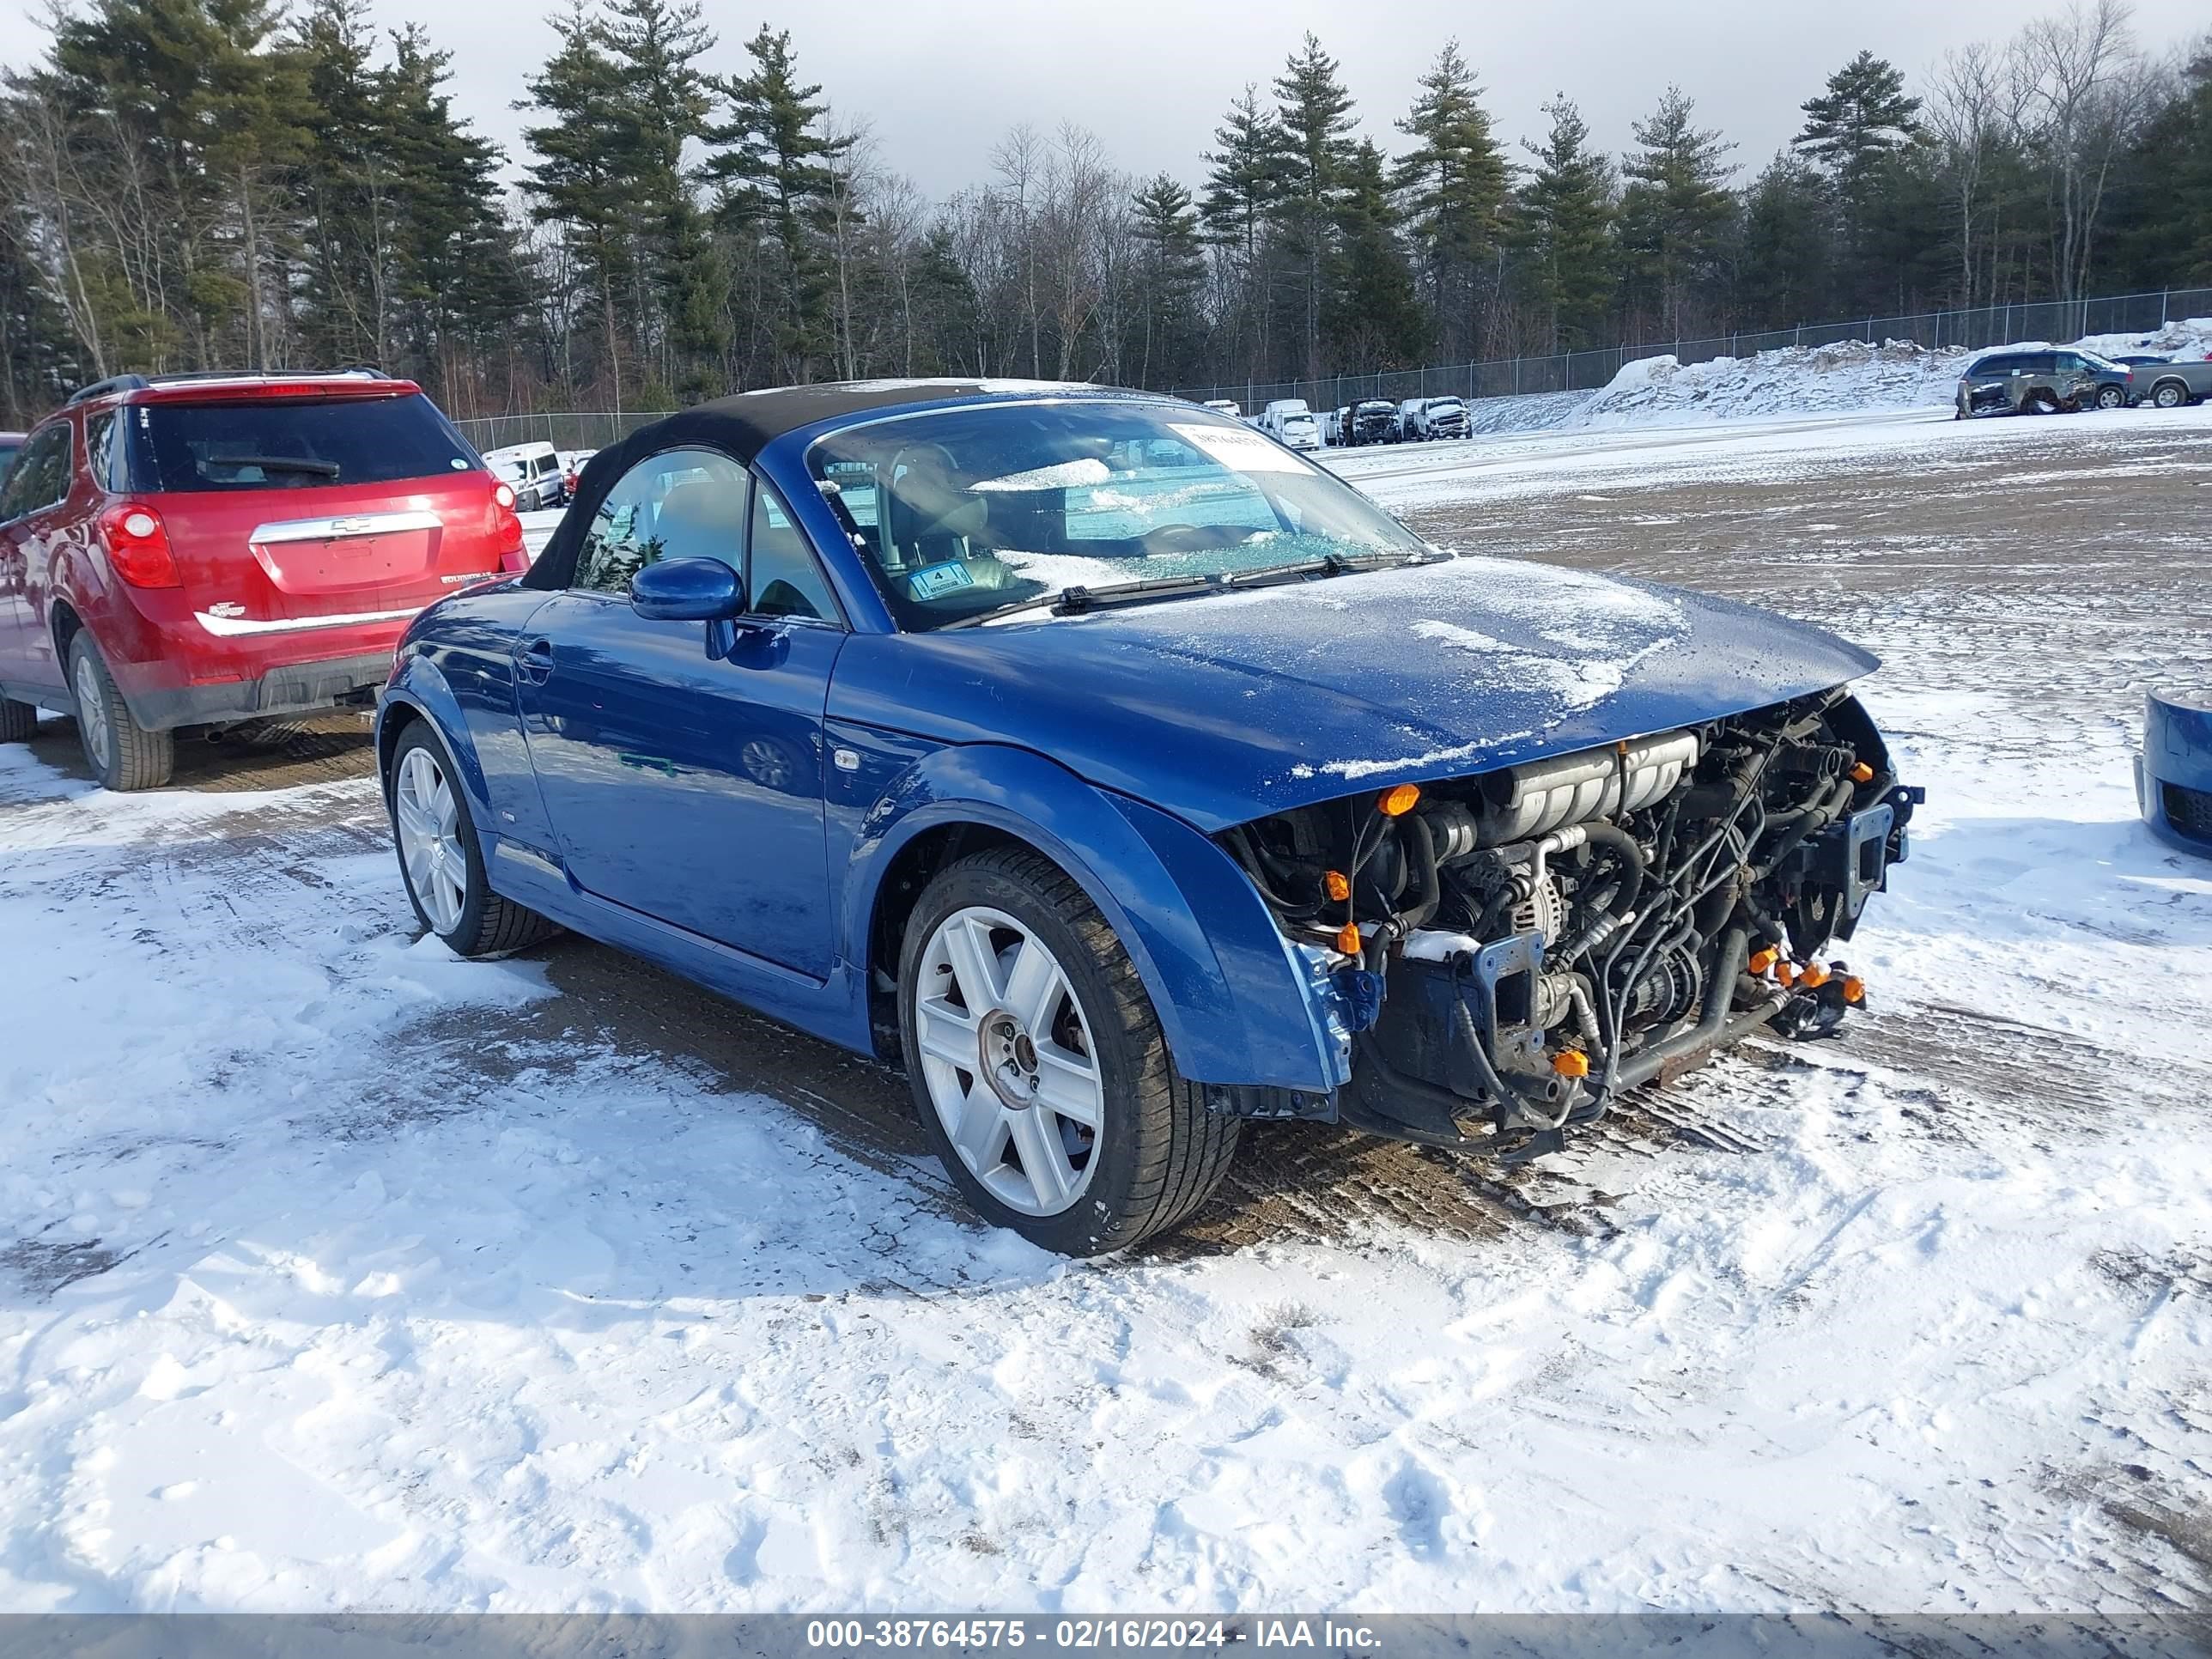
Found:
376,381 -> 1917,1254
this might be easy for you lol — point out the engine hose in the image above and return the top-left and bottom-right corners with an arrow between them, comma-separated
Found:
1753,775 -> 1853,880
1401,817 -> 1442,932
1420,957 -> 1559,1129
1613,926 -> 1757,1091
1578,823 -> 1647,918
1225,827 -> 1321,919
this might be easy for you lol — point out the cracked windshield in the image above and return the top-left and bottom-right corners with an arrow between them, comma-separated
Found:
806,403 -> 1428,629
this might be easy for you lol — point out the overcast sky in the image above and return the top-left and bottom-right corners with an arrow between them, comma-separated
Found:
3,0 -> 2206,198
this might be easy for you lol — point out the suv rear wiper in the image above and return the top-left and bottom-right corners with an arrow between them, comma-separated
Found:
941,573 -> 1224,629
206,454 -> 341,477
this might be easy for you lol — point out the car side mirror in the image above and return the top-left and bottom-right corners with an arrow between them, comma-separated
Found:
631,557 -> 750,659
631,557 -> 746,622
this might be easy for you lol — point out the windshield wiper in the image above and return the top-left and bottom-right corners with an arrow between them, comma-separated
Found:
941,573 -> 1224,629
206,453 -> 342,478
1223,547 -> 1454,589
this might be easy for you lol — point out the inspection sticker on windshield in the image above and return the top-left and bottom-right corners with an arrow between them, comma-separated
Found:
1170,422 -> 1310,474
906,560 -> 975,600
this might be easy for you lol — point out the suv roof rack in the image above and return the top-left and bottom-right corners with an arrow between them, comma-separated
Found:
66,366 -> 392,405
142,367 -> 391,386
64,374 -> 152,406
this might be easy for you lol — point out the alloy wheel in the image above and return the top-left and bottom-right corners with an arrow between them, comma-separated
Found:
73,653 -> 110,773
914,905 -> 1103,1217
394,745 -> 468,935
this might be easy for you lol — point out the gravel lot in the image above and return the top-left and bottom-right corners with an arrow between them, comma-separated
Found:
2,406 -> 2207,1613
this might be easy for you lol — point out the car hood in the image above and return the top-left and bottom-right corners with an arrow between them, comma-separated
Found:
829,555 -> 1880,832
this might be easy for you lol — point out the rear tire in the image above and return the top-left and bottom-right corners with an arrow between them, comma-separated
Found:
0,697 -> 37,743
898,847 -> 1238,1256
68,635 -> 172,791
386,723 -> 558,958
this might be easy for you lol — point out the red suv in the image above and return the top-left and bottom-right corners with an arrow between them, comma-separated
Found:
0,371 -> 526,789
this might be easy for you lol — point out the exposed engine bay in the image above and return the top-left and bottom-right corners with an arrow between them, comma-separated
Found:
1220,689 -> 1923,1152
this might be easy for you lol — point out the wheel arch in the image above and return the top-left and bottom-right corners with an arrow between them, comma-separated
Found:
373,663 -> 491,819
847,744 -> 1349,1093
2150,374 -> 2192,403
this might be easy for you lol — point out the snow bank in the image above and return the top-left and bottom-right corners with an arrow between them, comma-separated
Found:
1431,316 -> 2212,434
1579,338 -> 1970,424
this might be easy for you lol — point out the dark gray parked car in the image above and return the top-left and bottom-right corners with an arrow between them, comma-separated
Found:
1955,349 -> 2131,417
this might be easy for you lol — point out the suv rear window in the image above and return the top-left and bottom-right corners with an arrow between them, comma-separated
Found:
125,393 -> 479,494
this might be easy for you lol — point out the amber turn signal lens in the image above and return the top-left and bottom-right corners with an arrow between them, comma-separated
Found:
1747,945 -> 1778,975
1552,1049 -> 1591,1079
1799,962 -> 1832,988
1377,783 -> 1421,817
1842,975 -> 1866,1004
1324,869 -> 1352,902
1849,761 -> 1875,783
1334,922 -> 1364,955
1776,963 -> 1797,987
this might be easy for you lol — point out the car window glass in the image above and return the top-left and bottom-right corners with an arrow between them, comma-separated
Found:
574,446 -> 749,595
132,394 -> 475,491
0,424 -> 69,519
746,476 -> 841,623
2024,353 -> 2057,374
84,411 -> 116,490
806,404 -> 1420,631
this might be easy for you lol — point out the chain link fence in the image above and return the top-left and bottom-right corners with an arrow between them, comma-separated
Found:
452,285 -> 2212,445
452,410 -> 671,455
1170,286 -> 2212,416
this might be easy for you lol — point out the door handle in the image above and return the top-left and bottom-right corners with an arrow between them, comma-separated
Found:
517,638 -> 555,684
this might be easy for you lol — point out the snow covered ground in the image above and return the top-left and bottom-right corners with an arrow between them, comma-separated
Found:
3,405 -> 2210,1616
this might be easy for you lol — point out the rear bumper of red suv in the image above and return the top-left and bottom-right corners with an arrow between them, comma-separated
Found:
127,651 -> 396,729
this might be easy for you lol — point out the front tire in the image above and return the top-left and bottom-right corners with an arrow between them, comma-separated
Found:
2153,381 -> 2188,410
2094,383 -> 2127,410
386,724 -> 557,957
0,697 -> 37,743
898,848 -> 1238,1256
68,634 -> 172,791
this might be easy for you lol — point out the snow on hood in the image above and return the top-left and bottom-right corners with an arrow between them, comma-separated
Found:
834,555 -> 1879,831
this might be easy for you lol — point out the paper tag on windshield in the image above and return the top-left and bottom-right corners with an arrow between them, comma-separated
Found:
1169,422 -> 1310,474
906,560 -> 975,600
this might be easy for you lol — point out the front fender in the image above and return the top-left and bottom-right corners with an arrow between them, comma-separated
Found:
374,657 -> 490,817
844,742 -> 1347,1091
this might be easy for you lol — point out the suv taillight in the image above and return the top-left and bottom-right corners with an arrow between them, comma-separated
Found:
99,502 -> 180,587
492,481 -> 526,562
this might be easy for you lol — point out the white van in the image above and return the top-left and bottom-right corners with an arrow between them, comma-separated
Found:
1259,399 -> 1322,452
483,441 -> 568,511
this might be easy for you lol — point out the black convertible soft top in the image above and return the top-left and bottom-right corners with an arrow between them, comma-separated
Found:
522,379 -> 1106,590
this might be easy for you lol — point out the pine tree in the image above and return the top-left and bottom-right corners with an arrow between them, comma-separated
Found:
1510,95 -> 1616,350
1129,172 -> 1204,387
1328,138 -> 1425,370
521,4 -> 642,405
1200,85 -> 1284,264
1796,51 -> 1922,212
1618,85 -> 1736,339
1198,84 -> 1282,382
44,0 -> 313,368
1734,153 -> 1833,329
1393,39 -> 1510,356
707,26 -> 849,381
381,25 -> 525,398
1271,33 -> 1356,380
